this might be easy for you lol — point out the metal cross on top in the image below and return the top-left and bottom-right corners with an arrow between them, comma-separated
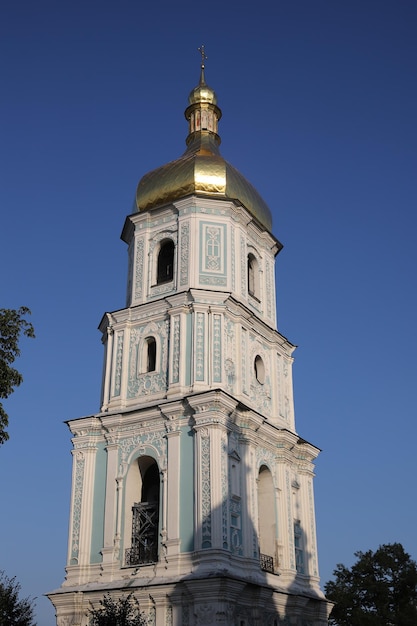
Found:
198,45 -> 207,67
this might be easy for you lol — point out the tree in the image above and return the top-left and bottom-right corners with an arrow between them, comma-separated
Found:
325,542 -> 417,626
0,307 -> 35,445
89,593 -> 147,626
0,570 -> 36,625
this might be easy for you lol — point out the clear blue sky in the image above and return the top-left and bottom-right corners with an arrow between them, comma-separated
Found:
1,1 -> 416,624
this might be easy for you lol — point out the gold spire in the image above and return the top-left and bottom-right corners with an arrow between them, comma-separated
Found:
197,44 -> 208,84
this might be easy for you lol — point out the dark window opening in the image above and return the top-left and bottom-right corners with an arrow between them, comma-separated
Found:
146,337 -> 156,372
254,355 -> 265,384
248,253 -> 256,296
157,240 -> 174,284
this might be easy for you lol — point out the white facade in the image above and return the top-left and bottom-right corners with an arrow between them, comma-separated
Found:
48,70 -> 331,626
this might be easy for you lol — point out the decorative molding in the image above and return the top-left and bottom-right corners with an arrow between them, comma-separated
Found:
172,315 -> 181,384
199,275 -> 227,286
231,224 -> 235,292
118,430 -> 167,472
266,258 -> 272,320
127,320 -> 168,398
134,237 -> 144,302
70,451 -> 85,564
113,331 -> 124,397
241,327 -> 247,394
201,432 -> 211,548
221,432 -> 228,550
240,235 -> 246,295
195,312 -> 205,381
179,221 -> 190,286
212,314 -> 222,383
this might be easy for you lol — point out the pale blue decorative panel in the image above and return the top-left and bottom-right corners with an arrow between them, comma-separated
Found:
195,313 -> 205,381
199,221 -> 227,286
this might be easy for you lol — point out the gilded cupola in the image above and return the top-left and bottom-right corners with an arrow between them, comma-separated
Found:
135,55 -> 273,231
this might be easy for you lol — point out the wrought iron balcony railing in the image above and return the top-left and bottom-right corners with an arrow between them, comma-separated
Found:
260,553 -> 274,573
125,502 -> 158,566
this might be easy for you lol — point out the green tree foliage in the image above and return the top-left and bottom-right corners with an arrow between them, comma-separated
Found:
0,570 -> 36,625
0,307 -> 35,445
89,593 -> 147,626
325,543 -> 417,626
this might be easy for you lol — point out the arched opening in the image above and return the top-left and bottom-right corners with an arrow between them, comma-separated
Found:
157,239 -> 174,284
254,355 -> 265,385
257,464 -> 275,573
247,253 -> 259,298
125,456 -> 160,566
145,337 -> 156,373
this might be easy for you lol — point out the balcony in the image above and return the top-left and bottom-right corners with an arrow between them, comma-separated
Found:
260,553 -> 274,573
125,502 -> 158,566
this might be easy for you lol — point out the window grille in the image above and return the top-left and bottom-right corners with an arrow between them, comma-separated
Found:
260,553 -> 274,573
125,502 -> 158,566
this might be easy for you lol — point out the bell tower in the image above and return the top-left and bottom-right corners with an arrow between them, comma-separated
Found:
48,56 -> 332,626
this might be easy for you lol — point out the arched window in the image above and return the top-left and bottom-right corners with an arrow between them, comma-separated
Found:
258,465 -> 275,573
157,239 -> 174,284
247,253 -> 259,299
145,337 -> 156,372
254,355 -> 265,385
125,456 -> 160,566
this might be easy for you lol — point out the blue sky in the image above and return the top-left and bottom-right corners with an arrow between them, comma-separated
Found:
1,1 -> 416,624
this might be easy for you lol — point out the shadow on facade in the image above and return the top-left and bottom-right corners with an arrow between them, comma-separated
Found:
116,450 -> 330,626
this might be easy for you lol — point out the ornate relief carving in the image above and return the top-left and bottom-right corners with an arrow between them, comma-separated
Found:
201,432 -> 211,548
224,318 -> 235,392
172,315 -> 180,384
241,327 -> 247,394
118,430 -> 167,472
249,334 -> 272,416
308,478 -> 318,576
286,468 -> 295,570
195,604 -> 215,625
148,603 -> 156,626
134,237 -> 144,301
212,314 -> 222,383
221,432 -> 228,549
70,451 -> 85,563
266,258 -> 272,320
127,320 -> 168,398
182,602 -> 190,626
231,224 -> 236,292
240,235 -> 246,295
195,312 -> 205,381
179,221 -> 190,286
113,331 -> 124,397
204,226 -> 222,272
199,275 -> 227,286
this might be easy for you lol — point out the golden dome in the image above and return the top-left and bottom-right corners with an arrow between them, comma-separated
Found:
188,66 -> 218,105
135,65 -> 272,231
